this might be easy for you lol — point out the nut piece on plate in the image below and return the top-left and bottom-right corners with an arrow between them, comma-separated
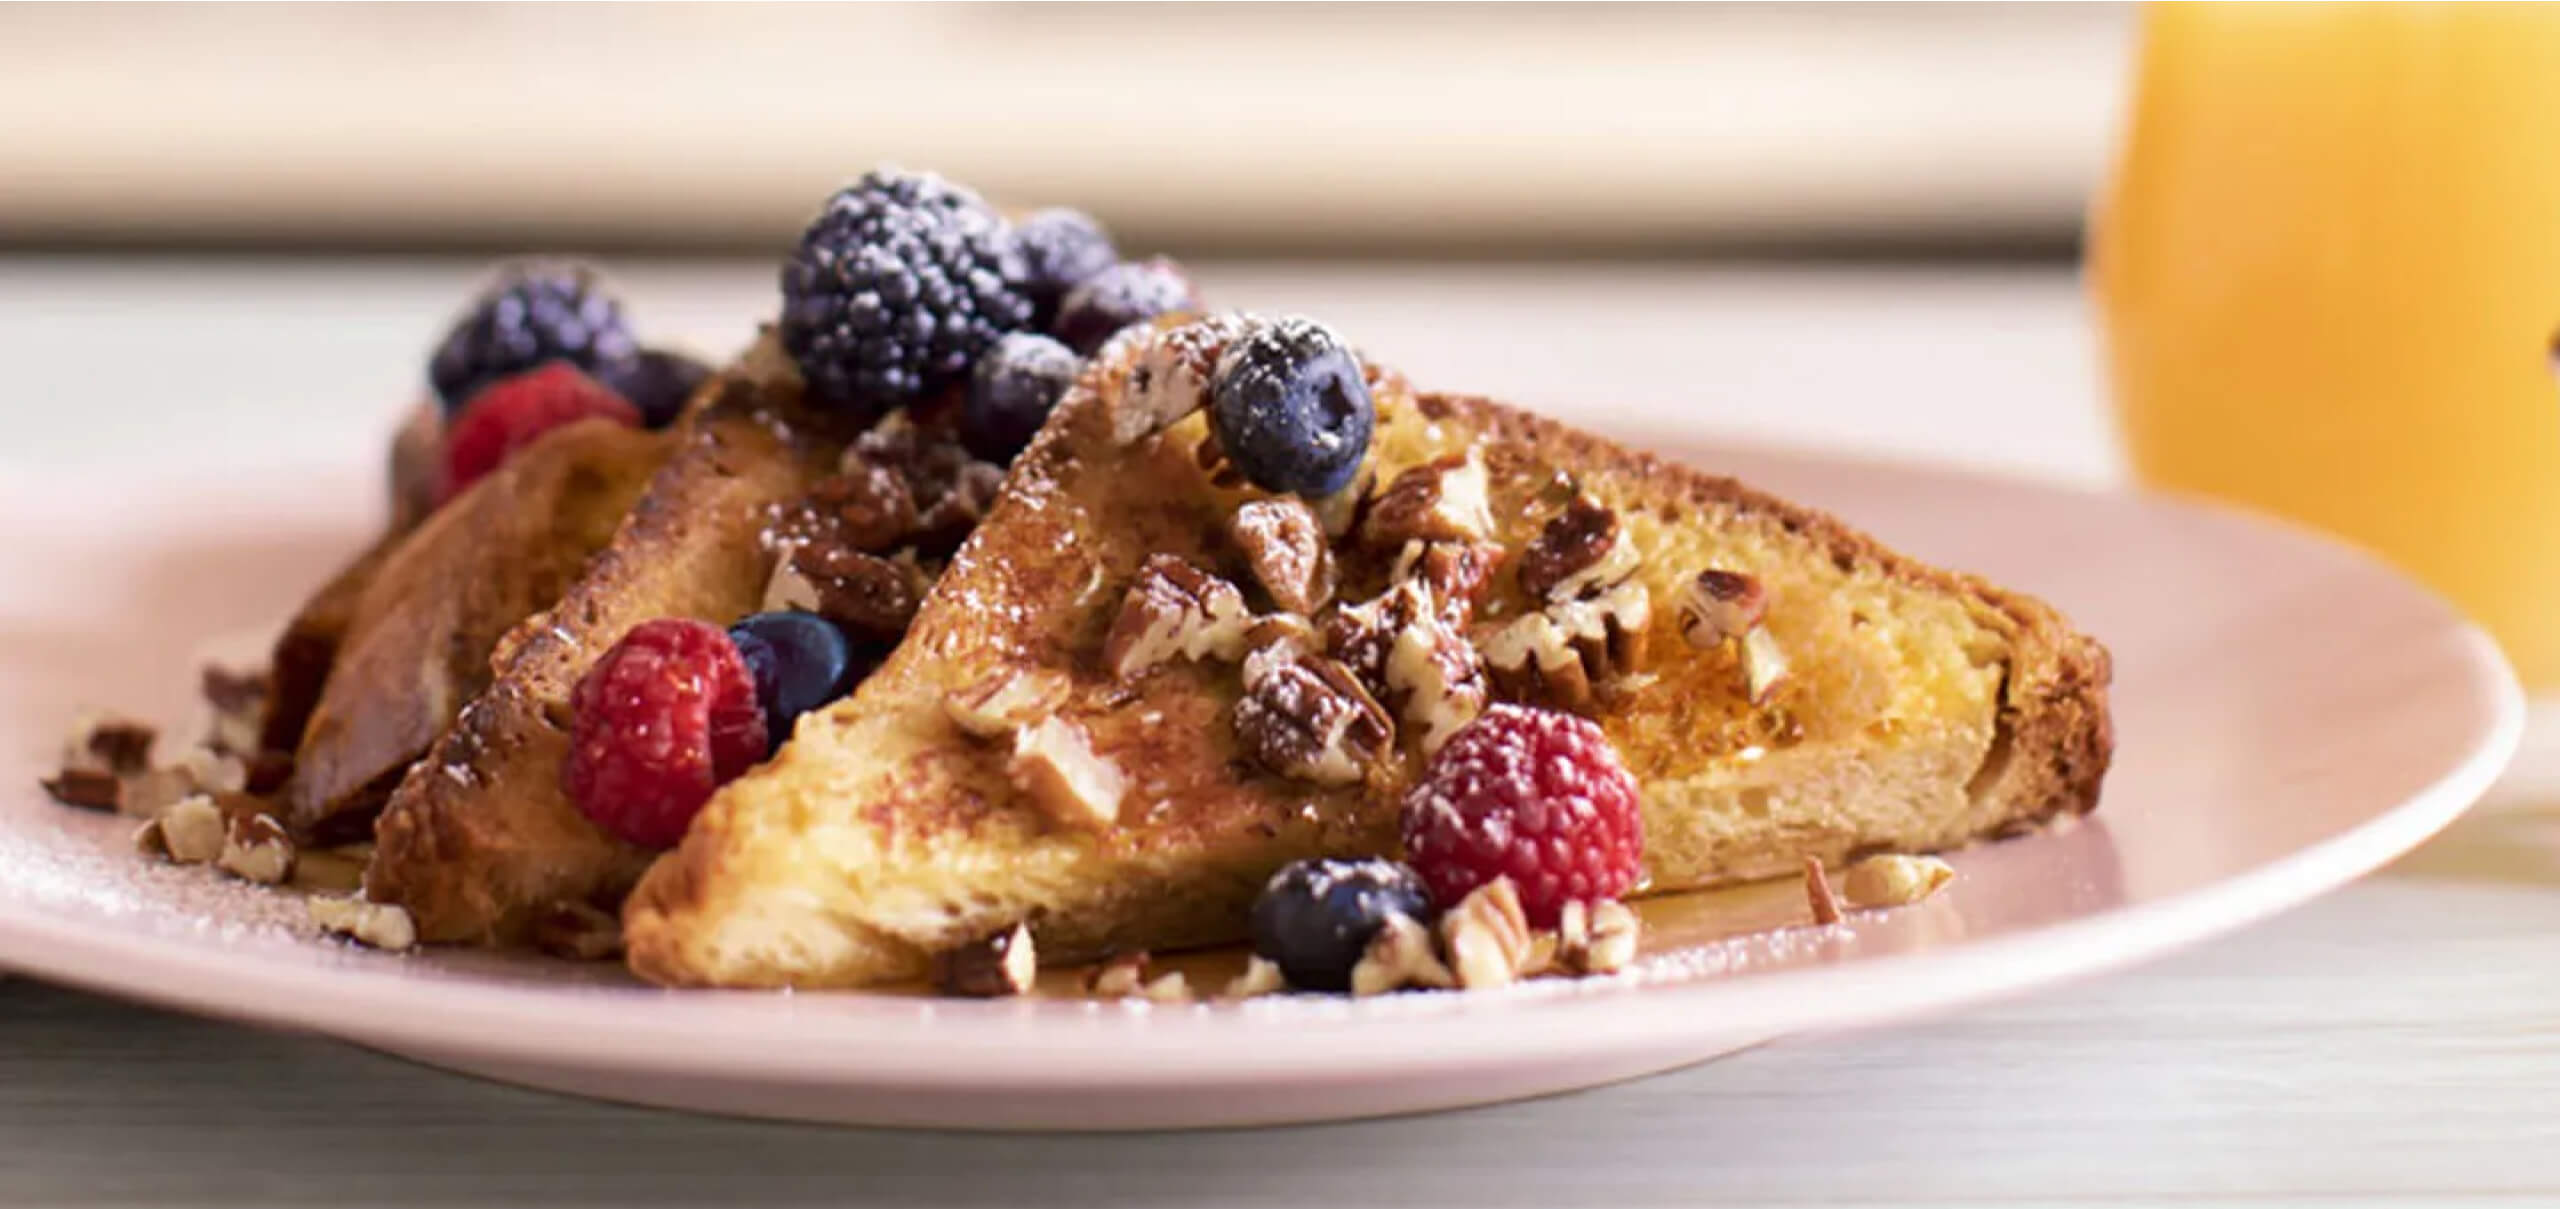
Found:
1102,555 -> 1252,681
1676,569 -> 1769,650
944,668 -> 1069,739
200,660 -> 271,757
1233,636 -> 1394,785
139,794 -> 229,865
1141,971 -> 1194,1003
933,922 -> 1038,997
1803,856 -> 1844,926
1842,854 -> 1956,908
1349,912 -> 1455,996
1086,950 -> 1152,997
215,812 -> 297,885
1223,954 -> 1289,999
1555,899 -> 1641,975
40,768 -> 123,812
530,899 -> 626,961
1360,452 -> 1495,548
1009,717 -> 1126,829
60,709 -> 157,778
1440,878 -> 1536,990
1517,495 -> 1638,603
309,895 -> 418,952
1228,497 -> 1336,614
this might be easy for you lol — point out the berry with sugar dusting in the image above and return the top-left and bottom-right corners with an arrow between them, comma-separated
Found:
596,347 -> 712,429
564,619 -> 768,848
1399,703 -> 1643,927
779,168 -> 1034,421
439,363 -> 640,502
1015,207 -> 1118,324
1052,257 -> 1198,354
1207,316 -> 1373,498
963,331 -> 1081,461
1250,857 -> 1434,992
429,260 -> 637,413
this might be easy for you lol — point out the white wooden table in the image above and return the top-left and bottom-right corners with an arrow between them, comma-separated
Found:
4,259 -> 2555,1207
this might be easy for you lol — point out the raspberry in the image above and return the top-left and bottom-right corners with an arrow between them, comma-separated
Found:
439,363 -> 640,502
1399,704 -> 1643,927
428,260 -> 637,413
563,619 -> 769,849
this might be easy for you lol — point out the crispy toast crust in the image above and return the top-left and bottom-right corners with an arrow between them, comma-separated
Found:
364,342 -> 856,943
622,322 -> 2113,989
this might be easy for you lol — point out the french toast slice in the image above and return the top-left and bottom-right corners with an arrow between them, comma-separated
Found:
280,419 -> 671,843
363,335 -> 996,945
623,315 -> 2112,989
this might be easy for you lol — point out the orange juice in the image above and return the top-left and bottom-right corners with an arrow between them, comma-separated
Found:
2093,2 -> 2560,686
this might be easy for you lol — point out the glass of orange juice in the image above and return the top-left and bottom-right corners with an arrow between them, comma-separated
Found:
2093,1 -> 2560,687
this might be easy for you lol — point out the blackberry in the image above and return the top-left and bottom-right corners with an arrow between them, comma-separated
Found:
428,260 -> 637,414
1207,317 -> 1374,497
596,347 -> 712,429
779,169 -> 1034,421
963,332 -> 1081,461
1250,858 -> 1435,992
1052,257 -> 1199,355
1015,208 -> 1118,325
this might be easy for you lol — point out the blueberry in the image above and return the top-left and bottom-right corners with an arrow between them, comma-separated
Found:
1249,857 -> 1434,992
1015,208 -> 1118,325
726,611 -> 860,752
1207,317 -> 1373,497
1051,257 -> 1198,355
963,332 -> 1081,462
596,347 -> 712,429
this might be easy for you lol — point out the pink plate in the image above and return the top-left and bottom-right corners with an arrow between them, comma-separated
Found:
0,440 -> 2519,1130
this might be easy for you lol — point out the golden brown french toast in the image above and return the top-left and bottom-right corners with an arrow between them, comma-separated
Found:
363,335 -> 1001,944
279,419 -> 670,843
623,315 -> 2112,989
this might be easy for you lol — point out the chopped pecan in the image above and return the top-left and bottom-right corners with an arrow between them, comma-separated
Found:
1234,636 -> 1394,785
1101,555 -> 1251,681
1360,453 -> 1494,548
792,545 -> 927,641
1310,468 -> 1373,539
1350,912 -> 1455,996
1086,950 -> 1153,997
1556,899 -> 1640,975
1390,540 -> 1504,626
1677,569 -> 1768,649
1140,971 -> 1194,1003
216,812 -> 296,885
1803,856 -> 1844,926
1223,954 -> 1288,998
1517,495 -> 1636,602
1440,878 -> 1535,990
1322,578 -> 1428,693
61,710 -> 157,778
944,669 -> 1069,739
147,794 -> 228,864
1739,624 -> 1789,704
911,460 -> 1005,558
1009,716 -> 1126,829
933,923 -> 1037,997
808,459 -> 918,552
1228,497 -> 1335,614
309,895 -> 417,951
1842,854 -> 1956,908
1323,577 -> 1484,751
1112,315 -> 1250,447
40,768 -> 122,812
1478,579 -> 1653,709
201,660 -> 270,756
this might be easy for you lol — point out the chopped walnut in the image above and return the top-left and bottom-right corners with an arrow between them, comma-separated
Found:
1350,912 -> 1455,996
1233,636 -> 1393,785
1556,899 -> 1640,975
1009,716 -> 1126,829
1101,555 -> 1252,681
1223,954 -> 1288,998
309,895 -> 417,951
1677,569 -> 1768,650
215,812 -> 296,885
933,923 -> 1037,997
1739,624 -> 1790,704
201,661 -> 269,756
1440,879 -> 1536,990
944,669 -> 1069,739
530,900 -> 625,961
1360,453 -> 1494,548
1086,951 -> 1152,997
60,710 -> 156,778
1517,495 -> 1636,602
1803,856 -> 1844,926
1842,854 -> 1956,908
1478,578 -> 1653,709
1228,497 -> 1335,614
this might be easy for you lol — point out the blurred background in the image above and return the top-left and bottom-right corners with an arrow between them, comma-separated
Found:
0,3 -> 2130,258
